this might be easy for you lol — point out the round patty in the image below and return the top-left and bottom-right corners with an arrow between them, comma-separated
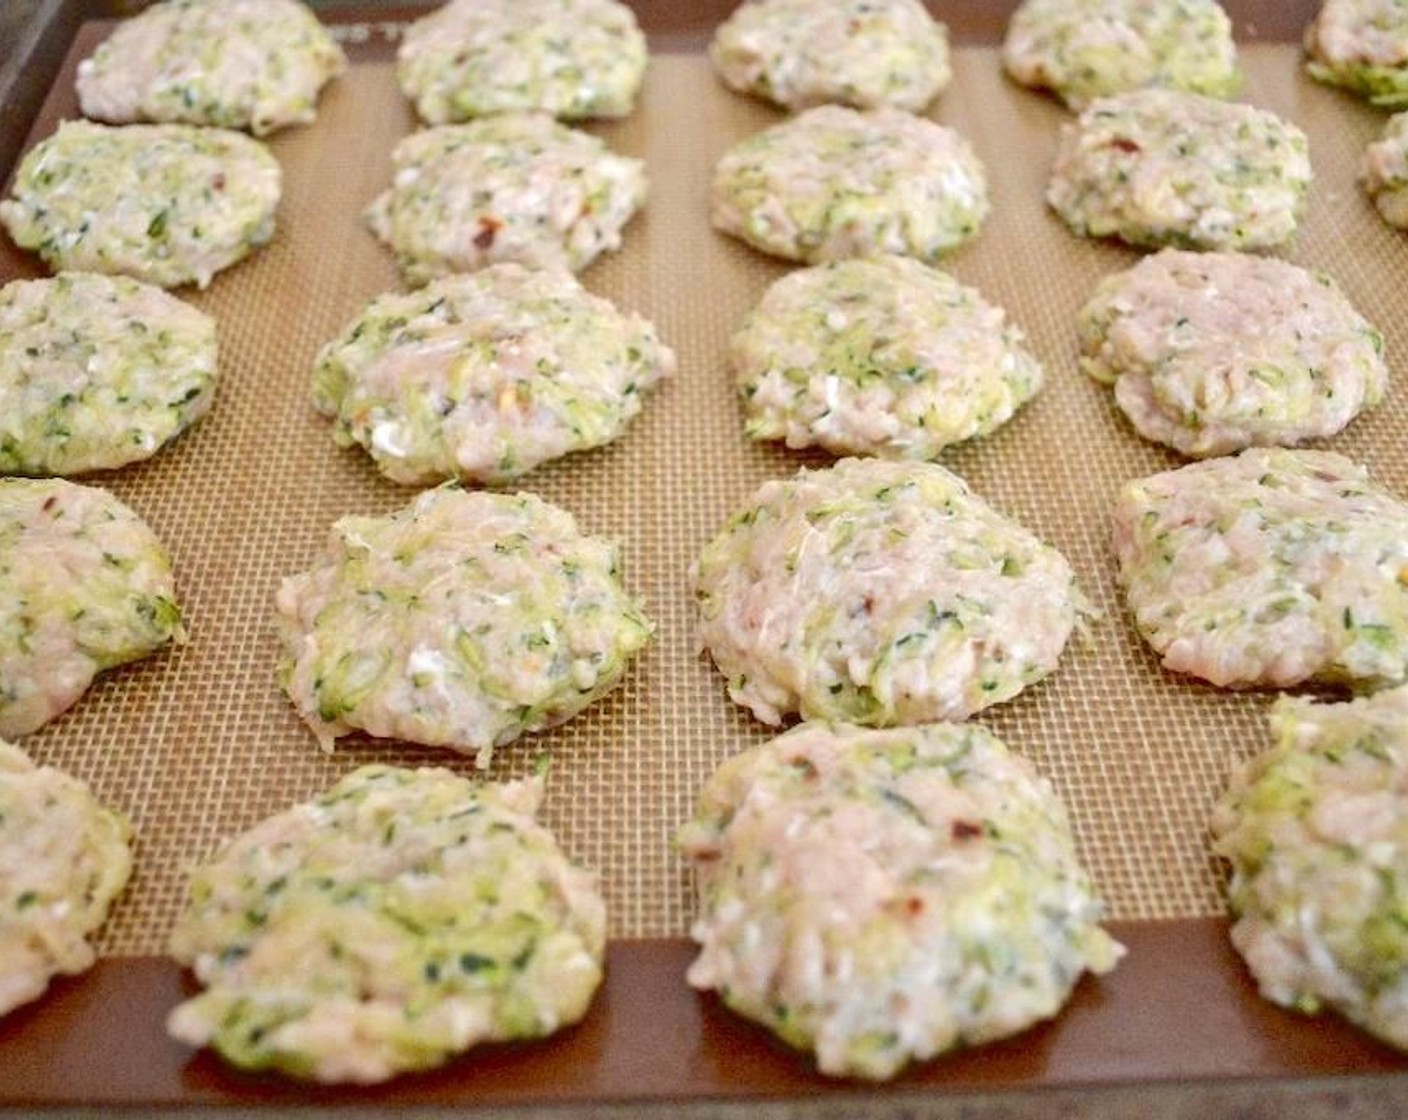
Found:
0,479 -> 183,737
732,255 -> 1043,459
1363,111 -> 1408,227
313,265 -> 673,485
710,0 -> 951,112
1078,250 -> 1386,457
1046,89 -> 1311,252
1212,685 -> 1408,1053
0,740 -> 132,1018
76,0 -> 345,136
680,720 -> 1123,1080
366,114 -> 647,286
711,105 -> 988,265
0,120 -> 281,290
1112,448 -> 1408,690
0,273 -> 218,475
1002,0 -> 1240,109
1306,0 -> 1408,108
397,0 -> 646,124
277,487 -> 652,767
168,766 -> 605,1082
692,458 -> 1092,727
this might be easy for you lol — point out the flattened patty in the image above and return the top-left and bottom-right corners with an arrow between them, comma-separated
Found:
711,105 -> 988,265
732,255 -> 1042,459
681,721 -> 1122,1079
1078,250 -> 1386,457
1112,448 -> 1408,689
692,458 -> 1091,727
168,766 -> 605,1082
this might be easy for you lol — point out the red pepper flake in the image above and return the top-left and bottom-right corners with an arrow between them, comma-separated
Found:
1109,137 -> 1142,154
41,495 -> 57,513
473,217 -> 502,250
211,173 -> 226,192
951,819 -> 982,841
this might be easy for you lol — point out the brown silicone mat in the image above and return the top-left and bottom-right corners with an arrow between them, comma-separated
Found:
5,24 -> 1408,968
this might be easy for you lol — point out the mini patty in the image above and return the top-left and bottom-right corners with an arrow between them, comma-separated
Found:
732,255 -> 1043,459
1212,685 -> 1408,1053
0,741 -> 132,1017
711,105 -> 988,265
277,487 -> 652,767
0,120 -> 281,290
1078,250 -> 1386,457
313,265 -> 673,485
366,115 -> 647,285
1305,0 -> 1408,108
1003,0 -> 1240,109
76,0 -> 345,136
692,458 -> 1092,727
0,478 -> 183,737
1046,89 -> 1310,252
169,766 -> 605,1082
397,0 -> 646,124
681,721 -> 1122,1079
710,0 -> 951,112
1112,448 -> 1408,690
0,273 -> 218,475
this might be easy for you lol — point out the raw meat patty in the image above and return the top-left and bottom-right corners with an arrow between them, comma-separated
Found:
366,115 -> 647,286
732,255 -> 1043,459
397,0 -> 646,124
0,740 -> 132,1017
1306,0 -> 1408,107
691,458 -> 1092,726
76,0 -> 345,136
1078,250 -> 1386,457
1112,448 -> 1408,689
277,487 -> 652,767
313,265 -> 674,485
0,120 -> 280,290
710,0 -> 951,112
1363,111 -> 1408,227
0,478 -> 183,737
680,720 -> 1123,1079
1212,684 -> 1408,1052
711,105 -> 988,265
168,766 -> 604,1082
1002,0 -> 1240,109
0,273 -> 218,475
1046,89 -> 1310,252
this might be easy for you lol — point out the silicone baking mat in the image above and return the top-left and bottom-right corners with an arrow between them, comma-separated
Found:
4,28 -> 1407,962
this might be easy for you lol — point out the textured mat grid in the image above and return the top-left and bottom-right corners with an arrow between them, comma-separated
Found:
3,37 -> 1406,955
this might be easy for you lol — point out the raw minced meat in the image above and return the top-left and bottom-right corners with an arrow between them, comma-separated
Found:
692,458 -> 1092,727
397,0 -> 646,124
277,487 -> 652,767
1212,684 -> 1408,1052
76,0 -> 345,136
1046,89 -> 1310,252
711,105 -> 988,265
1003,0 -> 1240,109
0,120 -> 280,289
169,766 -> 605,1082
1306,0 -> 1408,107
313,265 -> 674,485
0,478 -> 183,737
0,273 -> 218,475
1078,250 -> 1386,457
0,740 -> 132,1017
1112,448 -> 1408,689
733,255 -> 1042,459
366,114 -> 647,285
710,0 -> 951,112
681,720 -> 1123,1079
1363,111 -> 1408,227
